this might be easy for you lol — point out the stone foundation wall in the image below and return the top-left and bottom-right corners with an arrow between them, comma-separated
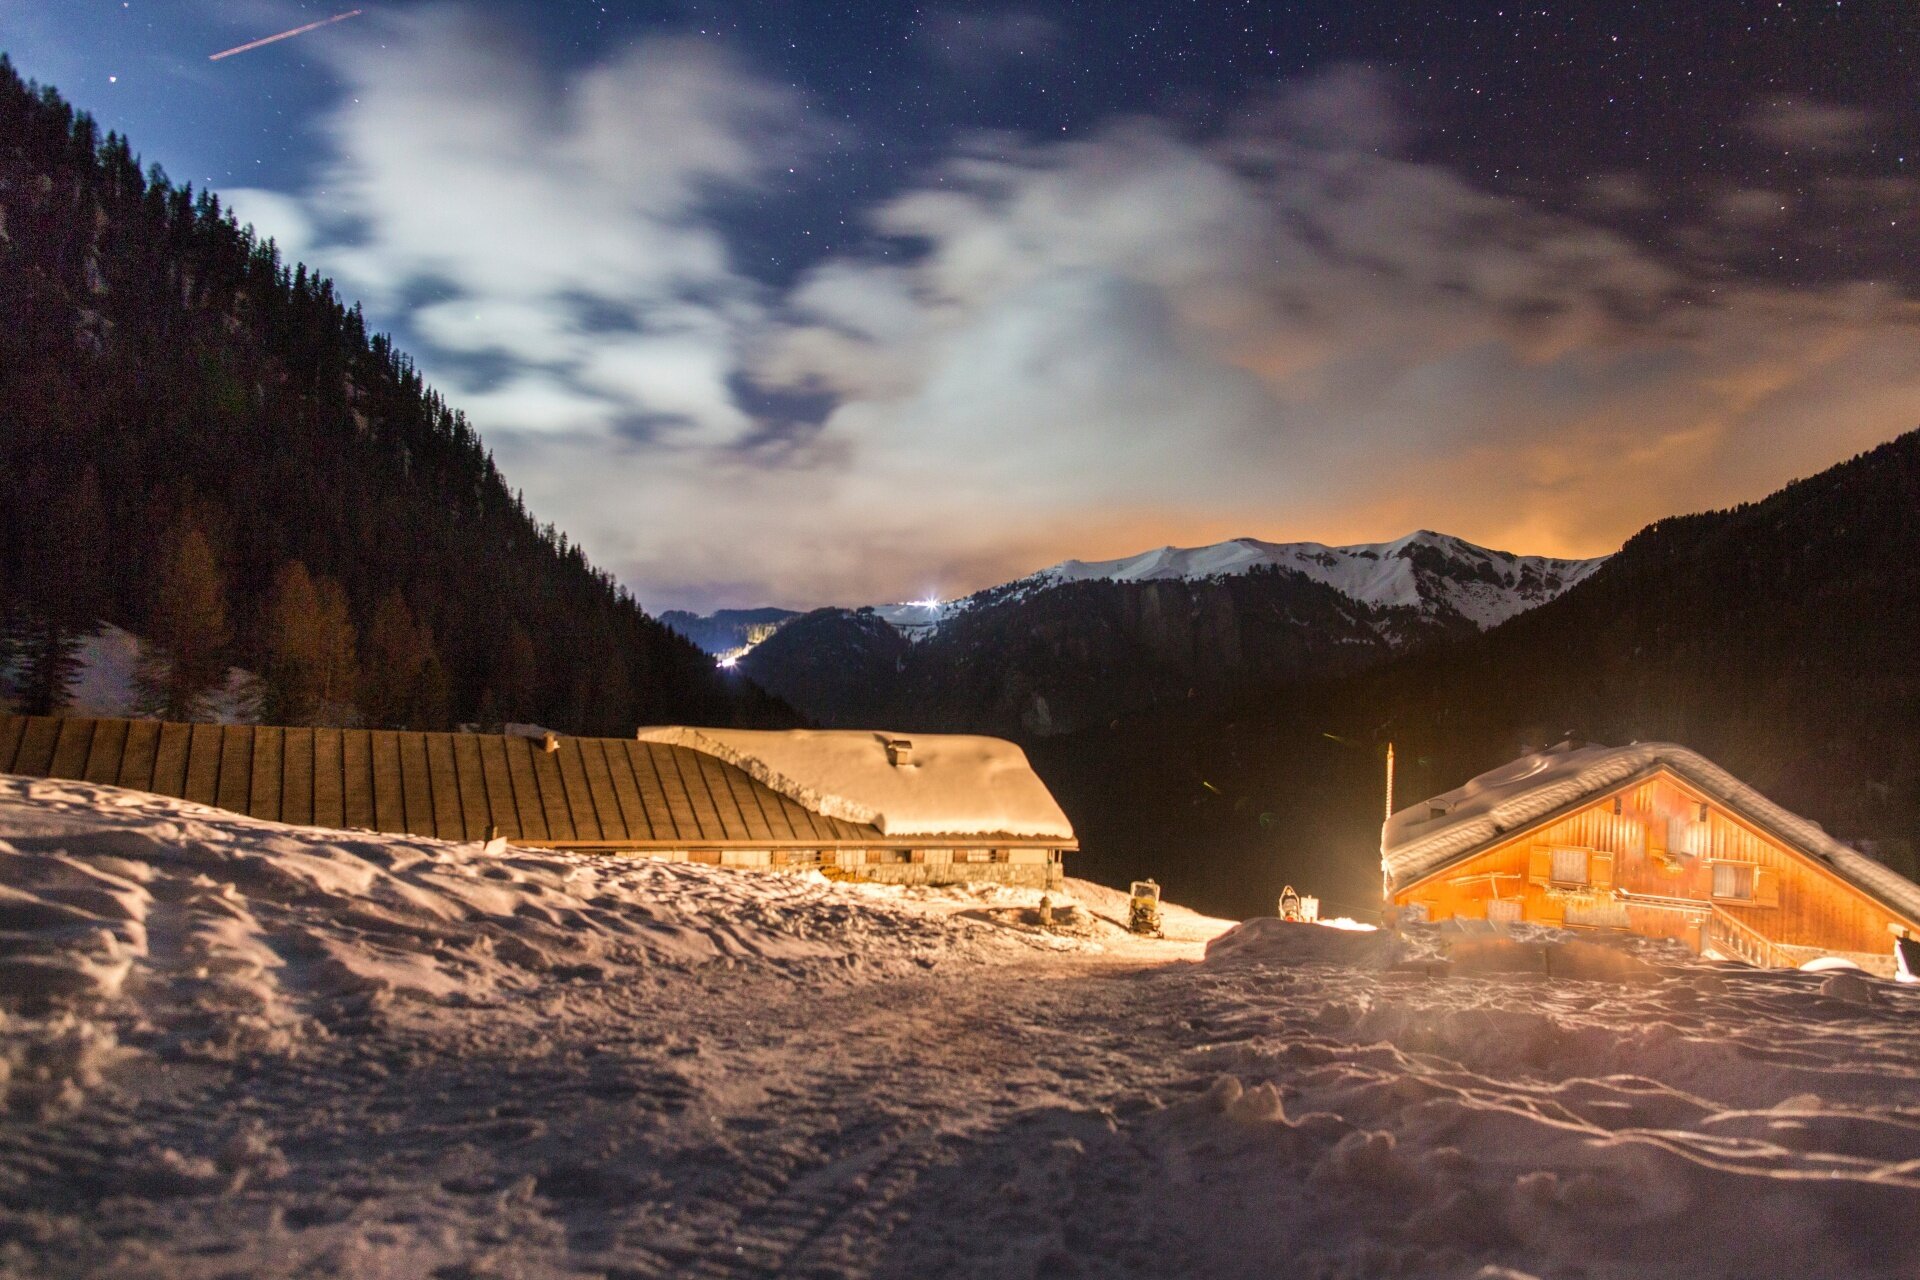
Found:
841,861 -> 1063,890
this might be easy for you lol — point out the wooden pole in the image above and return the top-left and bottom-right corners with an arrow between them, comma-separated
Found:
1384,742 -> 1395,823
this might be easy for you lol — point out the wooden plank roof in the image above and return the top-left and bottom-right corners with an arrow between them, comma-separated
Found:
0,715 -> 1062,849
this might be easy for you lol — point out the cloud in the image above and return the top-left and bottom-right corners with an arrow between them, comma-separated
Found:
229,20 -> 1920,613
739,70 -> 1920,605
1747,98 -> 1876,151
230,3 -> 808,450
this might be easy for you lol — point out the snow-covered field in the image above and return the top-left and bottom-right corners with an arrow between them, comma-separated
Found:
2,776 -> 1917,1279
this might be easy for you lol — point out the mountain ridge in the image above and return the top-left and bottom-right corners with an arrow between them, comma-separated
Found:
669,529 -> 1607,656
696,530 -> 1607,736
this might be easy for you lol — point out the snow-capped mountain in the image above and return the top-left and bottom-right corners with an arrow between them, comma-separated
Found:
717,530 -> 1611,736
1036,531 -> 1606,631
850,529 -> 1606,644
669,531 -> 1606,660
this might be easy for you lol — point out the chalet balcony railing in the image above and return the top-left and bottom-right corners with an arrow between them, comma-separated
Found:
1706,906 -> 1795,970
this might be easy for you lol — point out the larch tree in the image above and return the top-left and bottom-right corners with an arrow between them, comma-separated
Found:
135,520 -> 231,719
262,562 -> 359,726
361,590 -> 448,730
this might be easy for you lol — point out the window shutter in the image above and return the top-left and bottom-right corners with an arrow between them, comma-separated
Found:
1528,846 -> 1552,885
1752,865 -> 1780,908
1590,851 -> 1615,890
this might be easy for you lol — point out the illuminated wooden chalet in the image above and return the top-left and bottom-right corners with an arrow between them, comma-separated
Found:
0,715 -> 1073,889
1383,741 -> 1920,976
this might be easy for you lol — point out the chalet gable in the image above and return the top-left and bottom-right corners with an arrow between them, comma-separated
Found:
1383,741 -> 1920,930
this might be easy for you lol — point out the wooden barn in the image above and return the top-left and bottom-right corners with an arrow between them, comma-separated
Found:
0,715 -> 1073,889
1382,741 -> 1920,977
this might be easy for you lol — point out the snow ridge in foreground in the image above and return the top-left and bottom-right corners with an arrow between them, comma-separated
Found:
0,775 -> 1035,1118
4,778 -> 1920,1280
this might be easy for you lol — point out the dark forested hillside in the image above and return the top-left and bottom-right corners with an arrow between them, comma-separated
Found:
1037,429 -> 1920,921
0,60 -> 787,733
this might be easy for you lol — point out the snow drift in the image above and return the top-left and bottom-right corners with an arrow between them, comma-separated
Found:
0,773 -> 1037,1119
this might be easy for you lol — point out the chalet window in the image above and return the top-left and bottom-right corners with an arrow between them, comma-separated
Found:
1550,846 -> 1589,885
1712,861 -> 1754,900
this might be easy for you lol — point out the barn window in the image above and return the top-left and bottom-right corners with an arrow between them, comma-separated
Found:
1712,862 -> 1754,900
1550,847 -> 1589,885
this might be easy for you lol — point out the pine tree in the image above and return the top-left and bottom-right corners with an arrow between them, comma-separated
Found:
492,623 -> 540,724
262,562 -> 358,725
11,467 -> 106,715
135,521 -> 230,719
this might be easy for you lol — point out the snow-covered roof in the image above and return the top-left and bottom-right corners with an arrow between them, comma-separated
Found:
635,726 -> 1075,841
1382,741 -> 1920,926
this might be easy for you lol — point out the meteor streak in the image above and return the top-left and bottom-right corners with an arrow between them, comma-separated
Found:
209,9 -> 363,61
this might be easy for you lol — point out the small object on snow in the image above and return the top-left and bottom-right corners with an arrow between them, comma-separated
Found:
885,737 -> 915,768
1129,880 -> 1164,938
1278,885 -> 1303,922
1037,895 -> 1053,928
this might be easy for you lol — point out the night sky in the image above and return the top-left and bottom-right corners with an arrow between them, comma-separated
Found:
5,1 -> 1917,612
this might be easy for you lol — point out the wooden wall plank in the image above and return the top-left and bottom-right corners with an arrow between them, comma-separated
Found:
0,716 -> 26,773
280,728 -> 315,826
83,719 -> 129,785
118,720 -> 161,791
183,723 -> 224,806
602,741 -> 655,841
452,734 -> 491,841
216,724 -> 254,814
312,728 -> 346,830
13,717 -> 61,777
49,718 -> 96,779
397,732 -> 435,836
553,740 -> 602,842
341,730 -> 375,829
785,796 -> 832,843
503,737 -> 548,841
249,725 -> 284,823
629,743 -> 682,840
529,741 -> 575,842
426,734 -> 465,840
150,722 -> 192,798
370,731 -> 406,834
714,762 -> 770,842
744,775 -> 798,842
478,735 -> 523,839
668,748 -> 726,840
578,740 -> 630,842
